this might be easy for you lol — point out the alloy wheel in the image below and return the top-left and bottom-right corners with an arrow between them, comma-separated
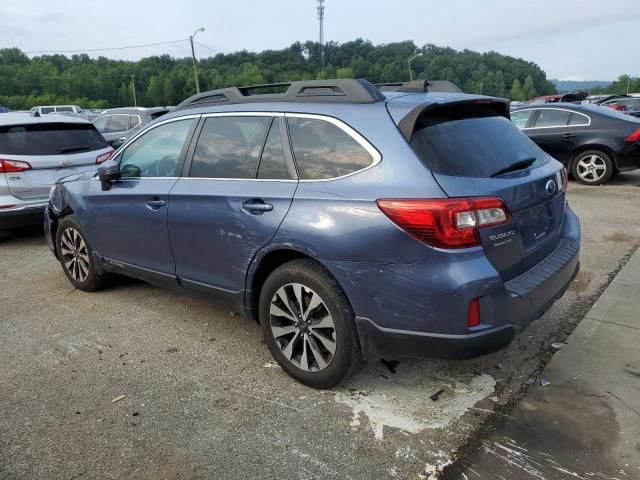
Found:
576,154 -> 607,183
60,227 -> 90,282
269,283 -> 337,372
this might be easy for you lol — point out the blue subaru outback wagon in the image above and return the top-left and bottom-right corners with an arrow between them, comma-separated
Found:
45,79 -> 580,388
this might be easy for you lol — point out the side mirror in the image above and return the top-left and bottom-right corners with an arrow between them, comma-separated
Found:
97,159 -> 121,190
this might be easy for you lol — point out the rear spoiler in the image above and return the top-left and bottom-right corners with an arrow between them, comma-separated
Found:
396,97 -> 510,142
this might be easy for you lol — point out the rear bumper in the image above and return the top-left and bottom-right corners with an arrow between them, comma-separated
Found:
0,203 -> 47,230
356,254 -> 579,360
616,143 -> 640,171
330,205 -> 581,361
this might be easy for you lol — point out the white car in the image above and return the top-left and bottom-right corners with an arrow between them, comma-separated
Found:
30,105 -> 83,116
0,113 -> 113,230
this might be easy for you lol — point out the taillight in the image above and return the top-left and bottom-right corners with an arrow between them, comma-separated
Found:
376,197 -> 511,249
556,167 -> 568,192
0,159 -> 32,173
468,298 -> 481,327
625,128 -> 640,142
96,149 -> 114,164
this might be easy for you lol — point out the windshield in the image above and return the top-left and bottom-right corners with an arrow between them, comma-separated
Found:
410,115 -> 548,177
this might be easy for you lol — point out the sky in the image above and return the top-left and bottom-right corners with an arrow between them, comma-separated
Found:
1,0 -> 639,81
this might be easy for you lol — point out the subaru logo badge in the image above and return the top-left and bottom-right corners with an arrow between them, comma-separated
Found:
545,179 -> 557,195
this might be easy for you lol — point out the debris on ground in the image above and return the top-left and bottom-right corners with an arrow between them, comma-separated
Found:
263,360 -> 281,368
551,342 -> 567,349
526,377 -> 536,385
229,311 -> 239,317
540,378 -> 551,386
111,394 -> 126,403
166,347 -> 178,353
430,389 -> 445,401
380,358 -> 399,373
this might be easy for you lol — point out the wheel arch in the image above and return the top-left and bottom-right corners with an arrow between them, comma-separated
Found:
569,144 -> 618,169
244,247 -> 337,323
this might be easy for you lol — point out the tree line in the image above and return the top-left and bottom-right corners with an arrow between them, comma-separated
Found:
591,75 -> 640,95
0,39 -> 558,110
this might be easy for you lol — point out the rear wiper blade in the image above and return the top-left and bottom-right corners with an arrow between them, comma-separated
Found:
490,158 -> 536,177
59,145 -> 91,154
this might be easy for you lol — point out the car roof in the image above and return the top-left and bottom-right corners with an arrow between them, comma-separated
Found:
103,107 -> 170,114
0,112 -> 91,127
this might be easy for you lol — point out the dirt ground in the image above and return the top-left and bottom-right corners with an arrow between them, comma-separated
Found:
1,172 -> 639,480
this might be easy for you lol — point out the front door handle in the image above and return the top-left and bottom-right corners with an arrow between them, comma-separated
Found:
242,199 -> 273,214
562,133 -> 575,139
145,199 -> 166,210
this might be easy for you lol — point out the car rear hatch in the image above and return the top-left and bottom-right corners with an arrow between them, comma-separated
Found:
388,96 -> 566,280
0,122 -> 112,199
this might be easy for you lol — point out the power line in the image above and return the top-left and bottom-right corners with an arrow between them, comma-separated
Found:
24,39 -> 188,55
194,41 -> 218,55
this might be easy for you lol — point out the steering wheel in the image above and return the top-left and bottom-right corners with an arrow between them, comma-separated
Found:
152,155 -> 178,177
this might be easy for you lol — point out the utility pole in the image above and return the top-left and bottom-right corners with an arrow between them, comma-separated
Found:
130,75 -> 137,107
317,0 -> 325,68
190,27 -> 205,94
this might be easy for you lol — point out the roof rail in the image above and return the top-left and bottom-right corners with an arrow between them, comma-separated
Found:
376,80 -> 462,94
175,79 -> 386,110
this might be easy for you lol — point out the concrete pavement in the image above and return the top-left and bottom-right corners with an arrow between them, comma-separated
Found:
444,246 -> 640,480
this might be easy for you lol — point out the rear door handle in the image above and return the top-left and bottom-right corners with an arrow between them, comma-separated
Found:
562,133 -> 575,139
145,199 -> 166,210
242,199 -> 273,214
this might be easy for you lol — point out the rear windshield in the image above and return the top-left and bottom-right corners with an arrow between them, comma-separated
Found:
410,109 -> 547,177
0,123 -> 109,156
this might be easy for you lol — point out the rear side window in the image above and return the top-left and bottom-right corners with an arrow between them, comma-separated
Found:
129,115 -> 141,129
510,110 -> 533,129
57,107 -> 73,112
532,109 -> 571,128
106,115 -> 130,133
190,116 -> 271,179
0,123 -> 109,156
93,116 -> 108,132
41,107 -> 55,114
287,117 -> 374,180
568,112 -> 589,126
410,108 -> 546,178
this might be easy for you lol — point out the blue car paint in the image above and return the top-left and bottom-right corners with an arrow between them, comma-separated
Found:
45,90 -> 581,361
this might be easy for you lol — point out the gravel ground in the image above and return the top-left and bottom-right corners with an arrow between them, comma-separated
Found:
1,172 -> 639,480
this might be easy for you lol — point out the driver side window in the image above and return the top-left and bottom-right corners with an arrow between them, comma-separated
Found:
119,119 -> 196,178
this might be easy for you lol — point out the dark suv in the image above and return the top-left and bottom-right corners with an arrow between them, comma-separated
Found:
45,80 -> 580,388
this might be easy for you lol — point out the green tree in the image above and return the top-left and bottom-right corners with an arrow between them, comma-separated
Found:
510,79 -> 525,100
522,75 -> 537,100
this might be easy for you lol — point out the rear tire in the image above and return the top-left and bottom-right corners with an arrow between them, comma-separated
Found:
259,259 -> 362,389
571,150 -> 614,185
55,215 -> 106,292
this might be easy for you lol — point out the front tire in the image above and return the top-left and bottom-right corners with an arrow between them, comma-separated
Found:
55,215 -> 106,291
259,259 -> 362,389
571,150 -> 614,185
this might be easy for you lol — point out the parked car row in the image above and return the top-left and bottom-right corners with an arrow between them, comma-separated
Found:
5,79 -> 639,387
